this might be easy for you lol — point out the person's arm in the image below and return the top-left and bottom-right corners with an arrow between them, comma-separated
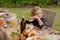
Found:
41,17 -> 48,26
37,18 -> 43,26
32,16 -> 43,26
24,17 -> 34,24
21,18 -> 33,33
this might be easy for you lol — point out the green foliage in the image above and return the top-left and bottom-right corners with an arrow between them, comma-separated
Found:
58,0 -> 60,5
0,0 -> 59,7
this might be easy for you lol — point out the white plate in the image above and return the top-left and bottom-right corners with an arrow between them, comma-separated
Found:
53,35 -> 60,40
0,13 -> 5,15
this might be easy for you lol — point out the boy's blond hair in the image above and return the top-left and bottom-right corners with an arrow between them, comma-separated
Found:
31,6 -> 42,16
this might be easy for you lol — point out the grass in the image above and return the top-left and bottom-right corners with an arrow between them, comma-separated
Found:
2,7 -> 60,31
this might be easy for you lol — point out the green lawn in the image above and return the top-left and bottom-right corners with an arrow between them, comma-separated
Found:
2,8 -> 60,31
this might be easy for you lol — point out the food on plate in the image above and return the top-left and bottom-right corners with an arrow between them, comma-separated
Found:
11,32 -> 19,37
20,34 -> 26,40
32,37 -> 42,40
10,20 -> 17,25
30,32 -> 36,37
0,18 -> 6,26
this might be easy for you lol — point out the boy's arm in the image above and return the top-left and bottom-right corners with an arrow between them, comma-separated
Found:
24,17 -> 33,23
31,16 -> 44,26
37,18 -> 44,26
41,17 -> 48,26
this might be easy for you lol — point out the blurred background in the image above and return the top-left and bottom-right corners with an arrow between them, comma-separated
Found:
0,0 -> 60,31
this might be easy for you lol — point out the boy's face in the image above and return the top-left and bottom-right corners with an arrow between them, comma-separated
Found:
35,9 -> 42,18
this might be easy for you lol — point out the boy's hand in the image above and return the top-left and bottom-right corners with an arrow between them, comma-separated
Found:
32,16 -> 39,19
26,16 -> 40,22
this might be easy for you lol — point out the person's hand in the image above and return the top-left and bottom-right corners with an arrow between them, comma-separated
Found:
26,16 -> 40,22
22,16 -> 27,22
26,17 -> 34,22
32,16 -> 40,19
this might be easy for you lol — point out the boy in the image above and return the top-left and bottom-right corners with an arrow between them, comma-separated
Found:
21,6 -> 48,33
